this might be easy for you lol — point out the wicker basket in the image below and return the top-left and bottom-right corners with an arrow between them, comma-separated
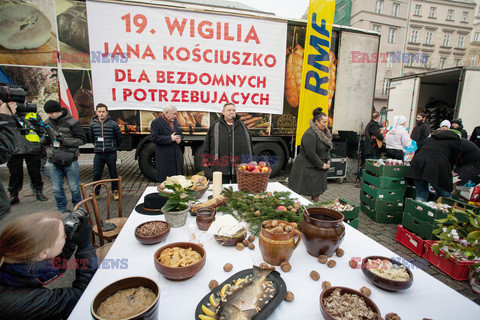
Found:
236,164 -> 271,193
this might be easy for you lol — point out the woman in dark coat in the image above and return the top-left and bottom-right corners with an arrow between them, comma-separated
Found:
150,105 -> 184,182
289,108 -> 332,202
454,138 -> 480,186
405,129 -> 461,202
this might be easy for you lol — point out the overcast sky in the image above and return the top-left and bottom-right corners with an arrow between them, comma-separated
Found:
236,0 -> 309,19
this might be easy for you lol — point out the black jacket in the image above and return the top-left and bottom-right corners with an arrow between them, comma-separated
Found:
0,114 -> 17,220
88,115 -> 123,154
410,121 -> 430,147
470,126 -> 480,148
0,245 -> 97,320
364,120 -> 383,156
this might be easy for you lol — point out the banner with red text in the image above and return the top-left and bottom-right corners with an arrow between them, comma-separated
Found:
86,0 -> 287,114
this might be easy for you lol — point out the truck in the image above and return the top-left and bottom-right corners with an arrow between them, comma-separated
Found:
0,0 -> 380,181
386,67 -> 480,136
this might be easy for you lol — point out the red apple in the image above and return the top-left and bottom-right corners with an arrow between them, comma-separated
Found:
255,165 -> 262,171
261,167 -> 269,172
251,169 -> 261,173
259,161 -> 267,167
249,161 -> 257,166
276,205 -> 287,211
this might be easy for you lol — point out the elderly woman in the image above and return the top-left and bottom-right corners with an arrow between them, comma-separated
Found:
439,120 -> 451,130
289,108 -> 332,203
385,115 -> 412,160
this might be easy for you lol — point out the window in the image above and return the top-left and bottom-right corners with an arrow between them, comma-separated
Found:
388,28 -> 397,43
447,9 -> 454,21
429,7 -> 436,18
461,12 -> 468,22
439,57 -> 446,69
457,36 -> 465,48
382,78 -> 389,95
425,32 -> 433,45
375,0 -> 383,14
373,25 -> 381,33
475,32 -> 480,42
443,34 -> 450,47
406,55 -> 414,67
411,30 -> 419,43
414,4 -> 421,16
386,53 -> 393,68
392,3 -> 399,17
470,54 -> 477,67
454,59 -> 460,67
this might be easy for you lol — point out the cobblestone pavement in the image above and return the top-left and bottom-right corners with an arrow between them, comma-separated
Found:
1,149 -> 479,305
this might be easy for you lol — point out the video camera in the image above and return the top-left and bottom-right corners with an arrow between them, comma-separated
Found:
62,208 -> 89,240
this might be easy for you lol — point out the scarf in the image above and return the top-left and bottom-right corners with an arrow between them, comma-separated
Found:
309,119 -> 333,149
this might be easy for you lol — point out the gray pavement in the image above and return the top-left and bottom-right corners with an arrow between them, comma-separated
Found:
1,149 -> 479,305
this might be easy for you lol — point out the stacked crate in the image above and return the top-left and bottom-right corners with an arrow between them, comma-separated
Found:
314,198 -> 360,229
360,160 -> 408,224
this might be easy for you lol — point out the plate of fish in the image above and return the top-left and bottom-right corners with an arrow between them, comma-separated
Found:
195,266 -> 286,320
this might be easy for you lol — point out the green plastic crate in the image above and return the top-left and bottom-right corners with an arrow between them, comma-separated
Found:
360,190 -> 404,213
362,170 -> 407,190
365,159 -> 407,178
404,198 -> 476,224
361,202 -> 403,224
401,211 -> 440,240
311,198 -> 359,220
361,180 -> 405,202
345,217 -> 359,229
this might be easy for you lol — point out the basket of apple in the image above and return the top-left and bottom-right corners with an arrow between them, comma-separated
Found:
236,161 -> 271,193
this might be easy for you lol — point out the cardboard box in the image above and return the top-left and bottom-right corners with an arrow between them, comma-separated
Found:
361,180 -> 405,202
365,159 -> 407,178
361,202 -> 403,224
362,170 -> 407,190
360,190 -> 404,213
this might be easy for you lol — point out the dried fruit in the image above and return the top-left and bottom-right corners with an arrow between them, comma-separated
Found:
284,291 -> 294,302
280,262 -> 292,272
248,242 -> 255,250
242,239 -> 249,246
322,281 -> 331,290
349,259 -> 358,268
209,280 -> 218,290
236,242 -> 244,251
336,248 -> 344,258
310,270 -> 320,281
385,313 -> 401,320
248,235 -> 255,242
360,286 -> 372,296
327,260 -> 336,268
223,263 -> 233,272
318,255 -> 328,264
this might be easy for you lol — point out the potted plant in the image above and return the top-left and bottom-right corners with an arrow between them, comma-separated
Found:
159,176 -> 197,228
433,208 -> 480,293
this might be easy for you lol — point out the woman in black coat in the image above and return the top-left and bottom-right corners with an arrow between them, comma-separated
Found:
405,129 -> 461,202
150,106 -> 184,182
288,108 -> 332,202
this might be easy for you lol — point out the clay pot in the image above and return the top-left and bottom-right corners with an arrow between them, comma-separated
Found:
196,207 -> 216,231
259,220 -> 302,266
300,207 -> 345,257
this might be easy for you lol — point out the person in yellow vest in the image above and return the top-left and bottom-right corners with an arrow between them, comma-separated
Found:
7,112 -> 48,204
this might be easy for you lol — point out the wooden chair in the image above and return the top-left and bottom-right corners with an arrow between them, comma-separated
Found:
79,177 -> 127,246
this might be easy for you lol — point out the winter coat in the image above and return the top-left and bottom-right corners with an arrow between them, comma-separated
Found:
42,109 -> 87,162
470,126 -> 480,148
201,115 -> 253,181
410,122 -> 430,147
364,120 -> 383,156
405,130 -> 461,192
88,115 -> 123,154
455,138 -> 480,185
150,116 -> 184,182
385,125 -> 411,151
289,124 -> 332,196
13,113 -> 41,155
0,114 -> 17,220
0,244 -> 97,320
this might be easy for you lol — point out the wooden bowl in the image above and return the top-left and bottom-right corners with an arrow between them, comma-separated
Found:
153,242 -> 206,281
134,221 -> 170,245
214,228 -> 247,246
361,256 -> 414,292
91,277 -> 160,320
320,286 -> 381,320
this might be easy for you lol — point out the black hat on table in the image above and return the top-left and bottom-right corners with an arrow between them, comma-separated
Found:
43,100 -> 63,113
135,193 -> 169,215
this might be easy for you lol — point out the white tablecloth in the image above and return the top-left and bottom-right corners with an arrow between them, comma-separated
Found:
69,182 -> 480,319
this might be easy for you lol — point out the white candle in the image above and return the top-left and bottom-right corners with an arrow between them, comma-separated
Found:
212,171 -> 223,198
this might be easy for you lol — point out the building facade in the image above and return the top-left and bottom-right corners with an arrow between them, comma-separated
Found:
466,1 -> 480,67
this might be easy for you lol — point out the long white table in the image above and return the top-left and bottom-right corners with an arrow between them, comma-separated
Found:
69,182 -> 480,319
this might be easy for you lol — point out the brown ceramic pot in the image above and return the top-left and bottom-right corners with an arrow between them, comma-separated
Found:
300,207 -> 345,257
196,207 -> 216,231
259,220 -> 302,266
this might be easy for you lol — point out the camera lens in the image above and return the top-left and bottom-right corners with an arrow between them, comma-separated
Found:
0,86 -> 26,104
16,102 -> 37,114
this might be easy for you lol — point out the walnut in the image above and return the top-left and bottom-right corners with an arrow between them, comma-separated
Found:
360,286 -> 372,296
327,260 -> 336,268
349,259 -> 358,268
318,255 -> 328,264
284,291 -> 294,302
385,313 -> 401,320
310,270 -> 320,281
271,220 -> 279,227
248,242 -> 255,250
242,239 -> 249,246
209,280 -> 218,290
291,209 -> 297,213
335,248 -> 345,258
294,203 -> 301,209
236,243 -> 244,251
322,281 -> 331,290
223,263 -> 233,272
259,263 -> 269,269
288,206 -> 293,210
267,192 -> 273,196
285,225 -> 293,233
272,226 -> 284,234
248,235 -> 255,242
254,210 -> 261,216
280,262 -> 292,272
262,221 -> 271,228
290,222 -> 298,228
279,222 -> 286,229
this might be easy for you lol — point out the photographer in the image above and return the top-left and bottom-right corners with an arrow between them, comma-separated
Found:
0,99 -> 17,221
0,210 -> 97,320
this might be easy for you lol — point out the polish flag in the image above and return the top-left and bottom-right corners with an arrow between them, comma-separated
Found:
58,68 -> 79,119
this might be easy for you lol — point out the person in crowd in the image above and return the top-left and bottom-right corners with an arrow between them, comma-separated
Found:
289,108 -> 332,203
0,100 -> 17,221
358,111 -> 384,179
410,112 -> 430,147
454,138 -> 480,187
470,125 -> 480,149
151,105 -> 184,183
405,129 -> 461,202
88,103 -> 123,199
439,120 -> 451,130
202,103 -> 253,183
384,115 -> 412,160
42,100 -> 86,213
451,119 -> 468,139
7,111 -> 47,205
0,211 -> 97,319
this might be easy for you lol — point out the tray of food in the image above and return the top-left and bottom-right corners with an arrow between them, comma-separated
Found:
195,266 -> 286,320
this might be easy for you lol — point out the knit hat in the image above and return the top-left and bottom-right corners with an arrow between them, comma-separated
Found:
43,100 -> 62,113
440,120 -> 451,128
451,118 -> 463,126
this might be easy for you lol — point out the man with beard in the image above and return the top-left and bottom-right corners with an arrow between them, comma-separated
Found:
410,113 -> 430,147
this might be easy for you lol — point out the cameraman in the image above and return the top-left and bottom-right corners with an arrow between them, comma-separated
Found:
0,210 -> 97,320
0,99 -> 17,221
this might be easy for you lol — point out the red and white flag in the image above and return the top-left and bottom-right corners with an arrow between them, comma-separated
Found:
58,67 -> 79,119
